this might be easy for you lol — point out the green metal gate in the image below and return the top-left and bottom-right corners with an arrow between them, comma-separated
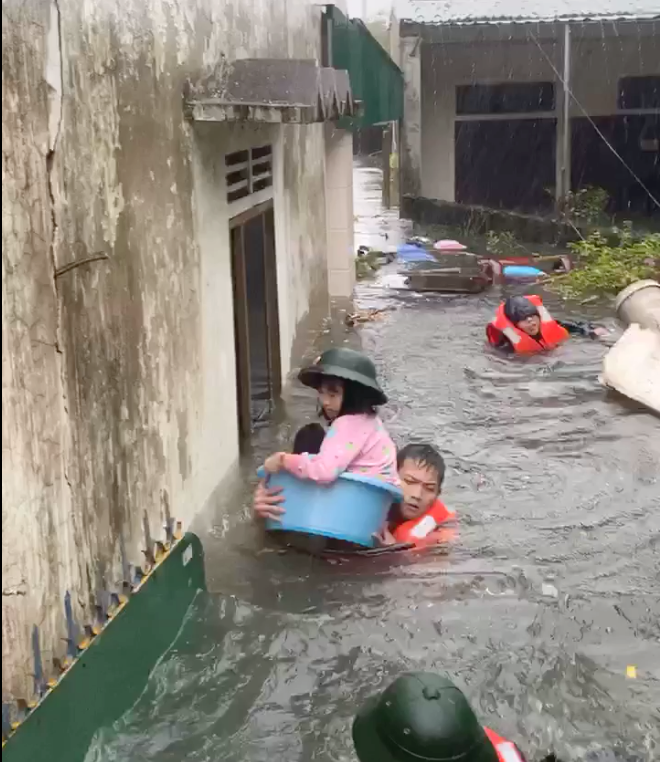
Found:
325,5 -> 403,129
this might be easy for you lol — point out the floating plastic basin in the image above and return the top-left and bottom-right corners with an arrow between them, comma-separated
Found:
396,243 -> 437,263
258,468 -> 403,548
502,265 -> 544,279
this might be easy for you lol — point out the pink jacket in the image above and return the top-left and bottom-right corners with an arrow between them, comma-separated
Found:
282,414 -> 399,486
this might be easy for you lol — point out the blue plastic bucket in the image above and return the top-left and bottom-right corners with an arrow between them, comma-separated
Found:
502,265 -> 544,279
396,244 -> 436,263
258,468 -> 403,548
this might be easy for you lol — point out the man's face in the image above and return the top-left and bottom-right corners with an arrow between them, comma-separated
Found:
398,459 -> 440,520
516,314 -> 541,336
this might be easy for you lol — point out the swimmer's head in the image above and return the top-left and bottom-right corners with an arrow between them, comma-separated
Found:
396,444 -> 445,520
353,672 -> 499,762
504,296 -> 541,336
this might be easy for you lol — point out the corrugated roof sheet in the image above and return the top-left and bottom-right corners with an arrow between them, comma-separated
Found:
397,0 -> 660,25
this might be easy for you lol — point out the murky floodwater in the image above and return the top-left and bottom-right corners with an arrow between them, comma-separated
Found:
86,165 -> 659,762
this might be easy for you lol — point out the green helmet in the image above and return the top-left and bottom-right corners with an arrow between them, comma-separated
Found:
298,347 -> 387,405
352,673 -> 499,762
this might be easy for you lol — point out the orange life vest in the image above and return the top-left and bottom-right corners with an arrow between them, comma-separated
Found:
486,295 -> 569,354
484,727 -> 527,762
392,499 -> 455,546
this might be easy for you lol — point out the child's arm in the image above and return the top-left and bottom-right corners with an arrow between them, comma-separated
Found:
281,416 -> 369,484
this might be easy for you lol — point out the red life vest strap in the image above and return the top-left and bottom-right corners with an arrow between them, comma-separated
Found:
484,727 -> 526,762
392,499 -> 455,546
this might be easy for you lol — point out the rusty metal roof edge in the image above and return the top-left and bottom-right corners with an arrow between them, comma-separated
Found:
401,12 -> 660,29
189,98 -> 317,108
184,60 -> 359,124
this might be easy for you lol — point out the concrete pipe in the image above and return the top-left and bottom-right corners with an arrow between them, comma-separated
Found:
615,280 -> 660,332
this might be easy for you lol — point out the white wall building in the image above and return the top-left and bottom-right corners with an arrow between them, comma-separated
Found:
399,1 -> 660,216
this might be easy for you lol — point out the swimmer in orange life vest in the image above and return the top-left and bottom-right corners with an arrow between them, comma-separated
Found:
373,444 -> 455,549
353,672 -> 527,762
487,295 -> 604,355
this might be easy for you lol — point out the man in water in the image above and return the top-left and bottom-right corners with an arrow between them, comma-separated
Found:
351,672 -> 641,762
253,442 -> 450,547
487,295 -> 605,354
352,671 -> 526,761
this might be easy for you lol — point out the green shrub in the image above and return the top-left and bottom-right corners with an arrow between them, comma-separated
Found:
486,230 -> 523,257
565,186 -> 610,226
553,224 -> 660,299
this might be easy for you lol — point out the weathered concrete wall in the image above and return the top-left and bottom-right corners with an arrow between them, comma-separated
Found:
324,127 -> 355,299
2,0 -> 329,701
400,35 -> 422,199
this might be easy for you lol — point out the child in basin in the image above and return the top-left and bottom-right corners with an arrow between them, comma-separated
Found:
263,348 -> 399,487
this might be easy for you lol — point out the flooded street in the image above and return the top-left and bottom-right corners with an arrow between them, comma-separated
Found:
87,165 -> 660,762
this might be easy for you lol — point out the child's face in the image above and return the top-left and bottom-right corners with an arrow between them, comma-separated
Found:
516,314 -> 541,336
398,459 -> 440,520
318,379 -> 343,420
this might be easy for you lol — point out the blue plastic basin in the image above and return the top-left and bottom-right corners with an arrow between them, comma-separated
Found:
502,265 -> 544,279
258,468 -> 403,548
396,244 -> 436,263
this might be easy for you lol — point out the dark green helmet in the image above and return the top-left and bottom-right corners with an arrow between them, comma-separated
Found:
298,347 -> 387,405
352,673 -> 499,762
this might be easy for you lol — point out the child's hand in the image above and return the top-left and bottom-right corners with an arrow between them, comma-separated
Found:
264,452 -> 286,474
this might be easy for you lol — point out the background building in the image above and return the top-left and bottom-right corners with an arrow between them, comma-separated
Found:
399,1 -> 659,217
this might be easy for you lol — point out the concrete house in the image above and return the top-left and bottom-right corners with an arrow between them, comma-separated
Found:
2,0 -> 401,702
398,0 -> 660,218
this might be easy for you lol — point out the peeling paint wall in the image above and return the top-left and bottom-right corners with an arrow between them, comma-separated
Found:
2,0 -> 331,701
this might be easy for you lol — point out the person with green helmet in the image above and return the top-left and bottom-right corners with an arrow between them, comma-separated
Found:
352,672 -> 643,762
263,347 -> 400,487
352,672 -> 527,762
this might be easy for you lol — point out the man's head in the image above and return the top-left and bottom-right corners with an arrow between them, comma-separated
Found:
504,296 -> 542,336
352,672 -> 499,762
396,444 -> 445,521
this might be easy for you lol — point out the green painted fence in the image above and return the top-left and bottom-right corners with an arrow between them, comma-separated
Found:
327,6 -> 404,129
2,533 -> 206,762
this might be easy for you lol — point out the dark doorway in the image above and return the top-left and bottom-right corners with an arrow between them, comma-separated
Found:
230,202 -> 281,444
455,119 -> 556,213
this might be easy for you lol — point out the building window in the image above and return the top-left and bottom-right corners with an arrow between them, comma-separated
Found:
226,145 -> 273,204
618,76 -> 660,110
456,82 -> 555,116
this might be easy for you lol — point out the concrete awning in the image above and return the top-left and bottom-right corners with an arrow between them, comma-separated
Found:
184,59 -> 361,124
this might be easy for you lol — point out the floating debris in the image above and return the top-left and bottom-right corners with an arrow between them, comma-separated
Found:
434,239 -> 467,252
345,307 -> 393,327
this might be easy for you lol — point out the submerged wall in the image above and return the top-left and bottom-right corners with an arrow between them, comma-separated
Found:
2,0 -> 329,702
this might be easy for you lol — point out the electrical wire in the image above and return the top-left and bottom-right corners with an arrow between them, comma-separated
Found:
528,26 -> 660,211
